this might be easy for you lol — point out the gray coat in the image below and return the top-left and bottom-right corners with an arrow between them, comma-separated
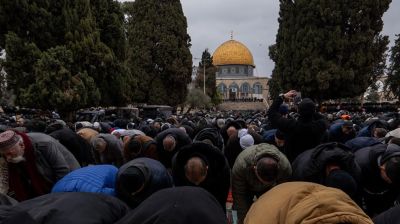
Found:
92,134 -> 124,167
28,133 -> 80,184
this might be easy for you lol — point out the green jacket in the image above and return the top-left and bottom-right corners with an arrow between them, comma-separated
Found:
232,143 -> 292,224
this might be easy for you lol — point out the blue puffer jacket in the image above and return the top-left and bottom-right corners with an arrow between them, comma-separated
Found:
51,165 -> 118,196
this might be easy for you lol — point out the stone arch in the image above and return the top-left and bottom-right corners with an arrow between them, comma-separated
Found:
228,83 -> 239,100
253,82 -> 263,94
240,82 -> 250,98
217,83 -> 227,94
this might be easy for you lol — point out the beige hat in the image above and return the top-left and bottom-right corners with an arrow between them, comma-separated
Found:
0,130 -> 19,151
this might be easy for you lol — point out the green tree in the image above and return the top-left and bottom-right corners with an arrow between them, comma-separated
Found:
270,0 -> 391,101
185,88 -> 211,114
386,34 -> 400,100
0,55 -> 7,104
90,0 -> 127,60
63,0 -> 132,106
3,32 -> 42,104
125,0 -> 192,106
1,0 -> 131,108
195,49 -> 218,103
20,46 -> 100,116
0,0 -> 53,51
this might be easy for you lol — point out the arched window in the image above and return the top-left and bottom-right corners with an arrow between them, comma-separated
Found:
217,83 -> 227,93
241,82 -> 250,93
240,82 -> 250,98
229,83 -> 239,100
253,82 -> 263,94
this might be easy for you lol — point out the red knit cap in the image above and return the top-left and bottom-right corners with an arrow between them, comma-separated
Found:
0,130 -> 19,151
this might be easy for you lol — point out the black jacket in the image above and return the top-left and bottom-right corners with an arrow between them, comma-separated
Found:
155,128 -> 192,169
355,144 -> 400,215
115,187 -> 227,224
193,128 -> 224,151
172,142 -> 230,212
292,142 -> 361,183
0,192 -> 129,224
49,127 -> 95,166
267,97 -> 327,162
292,142 -> 361,200
373,205 -> 400,224
116,158 -> 173,208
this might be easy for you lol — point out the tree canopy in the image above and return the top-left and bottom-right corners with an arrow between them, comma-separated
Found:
194,49 -> 218,104
386,34 -> 400,101
0,0 -> 131,111
270,0 -> 391,101
125,0 -> 192,106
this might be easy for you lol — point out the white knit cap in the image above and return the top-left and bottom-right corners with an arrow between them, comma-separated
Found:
240,134 -> 254,149
238,128 -> 248,138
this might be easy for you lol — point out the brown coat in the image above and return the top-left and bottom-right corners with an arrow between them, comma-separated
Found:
76,128 -> 99,142
245,182 -> 373,224
123,135 -> 158,163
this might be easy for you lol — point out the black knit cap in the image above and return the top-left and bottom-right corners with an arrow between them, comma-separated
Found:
275,129 -> 285,140
298,98 -> 316,118
325,169 -> 357,199
118,167 -> 145,194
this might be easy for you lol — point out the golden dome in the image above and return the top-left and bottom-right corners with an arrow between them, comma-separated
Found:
212,40 -> 255,67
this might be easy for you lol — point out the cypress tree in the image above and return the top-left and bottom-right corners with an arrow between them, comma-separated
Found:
195,49 -> 218,103
385,34 -> 400,100
63,0 -> 132,106
126,0 -> 192,106
1,0 -> 131,109
3,32 -> 42,104
90,0 -> 127,60
20,46 -> 100,114
270,0 -> 391,101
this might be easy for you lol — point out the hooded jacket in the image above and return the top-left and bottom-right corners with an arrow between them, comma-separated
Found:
328,122 -> 356,143
244,182 -> 373,224
292,143 -> 361,186
115,187 -> 227,224
49,127 -> 95,166
116,158 -> 173,208
232,143 -> 292,224
267,96 -> 327,162
345,137 -> 382,152
172,142 -> 230,212
355,143 -> 400,215
192,127 -> 224,151
357,119 -> 388,137
154,128 -> 192,169
0,192 -> 129,224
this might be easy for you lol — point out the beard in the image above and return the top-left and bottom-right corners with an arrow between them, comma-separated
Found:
7,155 -> 26,163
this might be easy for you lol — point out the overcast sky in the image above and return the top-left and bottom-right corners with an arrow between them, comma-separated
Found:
181,0 -> 400,77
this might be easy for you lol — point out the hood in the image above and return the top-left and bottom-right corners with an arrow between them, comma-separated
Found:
245,182 -> 373,224
298,98 -> 316,118
114,186 -> 227,224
